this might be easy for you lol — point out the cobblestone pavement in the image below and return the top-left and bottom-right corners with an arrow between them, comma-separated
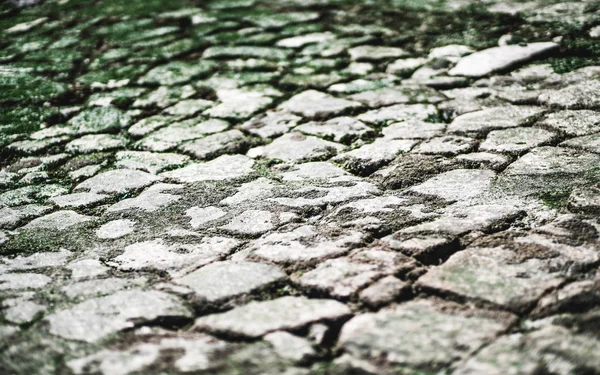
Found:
1,0 -> 600,374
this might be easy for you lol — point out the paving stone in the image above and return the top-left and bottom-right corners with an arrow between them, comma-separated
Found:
115,151 -> 189,174
195,296 -> 350,338
240,111 -> 302,138
386,57 -> 428,77
453,325 -> 600,375
560,133 -> 600,154
138,61 -> 216,86
1,249 -> 71,271
416,246 -> 565,312
278,90 -> 362,120
67,107 -> 131,135
128,115 -> 175,137
203,46 -> 292,60
96,219 -> 136,239
65,134 -> 127,154
536,110 -> 600,136
357,103 -> 438,125
408,169 -> 495,202
480,127 -> 556,155
429,44 -> 475,59
174,260 -> 285,303
3,299 -> 46,325
449,42 -> 558,77
455,152 -> 512,170
75,169 -> 159,195
248,132 -> 343,162
132,85 -> 196,109
179,129 -> 248,160
401,204 -> 522,237
412,135 -> 476,156
0,273 -> 51,290
220,210 -> 276,236
568,185 -> 600,214
162,98 -> 215,117
160,154 -> 254,183
500,146 -> 600,193
136,118 -> 230,151
107,183 -> 182,212
348,45 -> 409,61
448,106 -> 545,136
334,138 -> 418,175
66,259 -> 109,279
0,204 -> 51,229
381,118 -> 445,139
358,276 -> 410,308
349,86 -> 444,108
109,237 -> 239,277
23,210 -> 94,230
264,331 -> 316,363
295,254 -> 403,299
60,277 -> 146,299
295,117 -> 373,144
246,225 -> 365,265
186,206 -> 227,229
538,80 -> 600,109
204,88 -> 274,120
220,177 -> 278,206
46,290 -> 192,342
50,192 -> 108,208
338,299 -> 514,371
276,32 -> 336,48
275,161 -> 349,182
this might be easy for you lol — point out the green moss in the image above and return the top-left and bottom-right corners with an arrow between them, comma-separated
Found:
0,70 -> 66,104
538,190 -> 572,209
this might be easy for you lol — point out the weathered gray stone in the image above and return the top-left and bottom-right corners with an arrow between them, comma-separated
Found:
334,138 -> 417,175
358,104 -> 437,125
46,290 -> 192,342
96,219 -> 136,239
264,331 -> 317,363
449,42 -> 558,77
109,237 -> 239,277
220,210 -> 276,236
278,90 -> 362,119
560,133 -> 600,154
348,45 -> 409,61
60,277 -> 146,299
454,325 -> 600,375
381,119 -> 445,139
246,225 -> 364,265
480,127 -> 556,155
3,299 -> 46,325
248,132 -> 343,162
115,151 -> 189,174
359,276 -> 409,308
160,154 -> 254,183
65,134 -> 127,154
66,259 -> 108,279
338,299 -> 514,371
295,117 -> 373,144
175,260 -> 285,303
416,246 -> 564,312
23,210 -> 94,230
136,119 -> 229,151
179,129 -> 247,160
538,80 -> 600,109
412,135 -> 476,156
107,183 -> 182,213
0,273 -> 51,290
536,110 -> 600,137
0,204 -> 51,229
186,206 -> 227,229
448,106 -> 545,135
76,169 -> 159,195
241,111 -> 302,139
195,296 -> 350,338
50,192 -> 108,208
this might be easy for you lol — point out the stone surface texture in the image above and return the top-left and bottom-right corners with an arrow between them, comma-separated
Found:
1,1 -> 600,374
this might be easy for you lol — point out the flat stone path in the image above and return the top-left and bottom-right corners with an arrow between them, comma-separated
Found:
1,0 -> 600,374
